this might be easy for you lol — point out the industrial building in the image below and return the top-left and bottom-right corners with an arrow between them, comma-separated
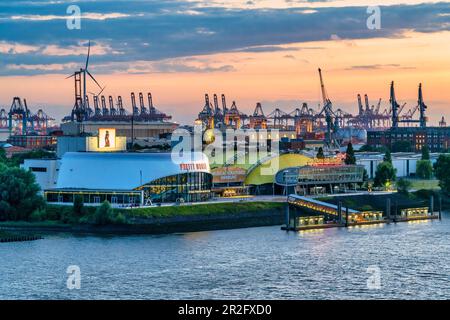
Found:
356,152 -> 440,179
22,152 -> 212,206
7,134 -> 58,149
367,82 -> 450,152
367,127 -> 450,152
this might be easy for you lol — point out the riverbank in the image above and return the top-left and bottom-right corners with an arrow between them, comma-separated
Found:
0,230 -> 42,242
2,191 -> 447,236
0,202 -> 285,235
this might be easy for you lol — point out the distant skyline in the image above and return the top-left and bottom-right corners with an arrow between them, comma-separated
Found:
0,0 -> 449,125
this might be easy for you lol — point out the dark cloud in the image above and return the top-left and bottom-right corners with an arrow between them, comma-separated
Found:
0,0 -> 448,75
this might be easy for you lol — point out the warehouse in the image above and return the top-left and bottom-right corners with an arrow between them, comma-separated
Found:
355,152 -> 440,179
44,152 -> 212,205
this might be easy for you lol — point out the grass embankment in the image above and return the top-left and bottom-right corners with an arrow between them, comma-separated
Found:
120,202 -> 285,219
406,179 -> 440,191
0,201 -> 285,232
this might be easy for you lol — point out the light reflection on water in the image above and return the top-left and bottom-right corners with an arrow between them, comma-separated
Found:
0,213 -> 449,300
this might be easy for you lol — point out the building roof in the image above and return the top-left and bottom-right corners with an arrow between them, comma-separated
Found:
244,153 -> 313,185
56,152 -> 210,191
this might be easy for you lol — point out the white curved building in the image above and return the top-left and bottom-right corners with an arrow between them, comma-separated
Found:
45,152 -> 212,205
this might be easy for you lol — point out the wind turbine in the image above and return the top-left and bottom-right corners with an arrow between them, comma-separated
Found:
83,41 -> 102,106
66,41 -> 102,122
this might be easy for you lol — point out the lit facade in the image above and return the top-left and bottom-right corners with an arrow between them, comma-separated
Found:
61,121 -> 178,142
42,152 -> 212,205
275,163 -> 365,195
8,135 -> 57,149
367,127 -> 450,152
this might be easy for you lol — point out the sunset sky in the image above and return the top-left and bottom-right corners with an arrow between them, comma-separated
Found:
0,0 -> 449,125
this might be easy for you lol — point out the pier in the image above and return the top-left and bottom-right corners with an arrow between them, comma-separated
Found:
282,194 -> 439,231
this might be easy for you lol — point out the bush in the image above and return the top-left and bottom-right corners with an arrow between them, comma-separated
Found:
374,162 -> 396,188
434,154 -> 450,194
421,146 -> 430,160
93,201 -> 127,225
113,212 -> 127,225
73,195 -> 85,216
29,208 -> 47,222
416,160 -> 433,179
397,178 -> 412,194
94,201 -> 113,225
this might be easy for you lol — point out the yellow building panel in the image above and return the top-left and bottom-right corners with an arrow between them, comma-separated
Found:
244,153 -> 312,185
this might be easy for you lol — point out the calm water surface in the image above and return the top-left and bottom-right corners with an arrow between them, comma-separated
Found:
1,213 -> 449,299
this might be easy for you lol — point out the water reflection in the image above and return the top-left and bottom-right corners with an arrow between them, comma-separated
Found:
0,214 -> 448,300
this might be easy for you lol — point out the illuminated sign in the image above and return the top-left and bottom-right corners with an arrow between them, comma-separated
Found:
310,158 -> 343,167
179,163 -> 208,171
211,167 -> 247,184
98,128 -> 116,149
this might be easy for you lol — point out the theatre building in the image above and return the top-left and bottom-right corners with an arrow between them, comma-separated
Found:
40,152 -> 212,205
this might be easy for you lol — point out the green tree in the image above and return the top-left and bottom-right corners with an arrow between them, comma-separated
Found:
73,194 -> 85,217
344,142 -> 356,165
358,168 -> 369,188
359,144 -> 388,153
0,148 -> 7,164
316,147 -> 325,159
8,149 -> 55,167
397,178 -> 412,194
94,201 -> 113,225
416,160 -> 433,179
383,150 -> 392,164
0,162 -> 8,173
421,145 -> 430,160
434,154 -> 450,194
0,167 -> 45,221
92,201 -> 127,225
374,161 -> 396,188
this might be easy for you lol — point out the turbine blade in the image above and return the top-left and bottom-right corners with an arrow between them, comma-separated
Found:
86,70 -> 102,89
85,40 -> 91,70
98,86 -> 106,96
66,73 -> 75,79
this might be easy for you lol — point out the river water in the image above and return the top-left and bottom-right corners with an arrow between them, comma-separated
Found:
1,213 -> 449,300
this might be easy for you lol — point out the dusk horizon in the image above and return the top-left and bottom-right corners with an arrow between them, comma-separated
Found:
1,0 -> 449,124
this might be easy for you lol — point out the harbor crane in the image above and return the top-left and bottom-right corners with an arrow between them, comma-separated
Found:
317,68 -> 337,148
